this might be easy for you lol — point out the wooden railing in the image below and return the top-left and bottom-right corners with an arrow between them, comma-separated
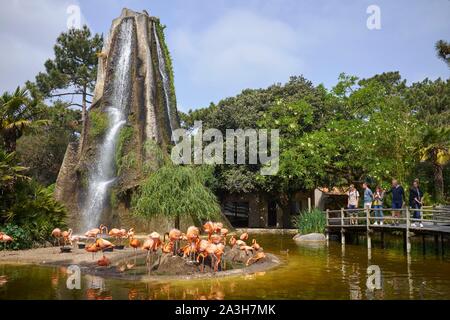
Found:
324,207 -> 450,253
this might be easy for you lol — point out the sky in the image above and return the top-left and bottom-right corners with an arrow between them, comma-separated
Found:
1,0 -> 449,112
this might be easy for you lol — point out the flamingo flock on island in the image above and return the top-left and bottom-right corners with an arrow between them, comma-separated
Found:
49,221 -> 266,272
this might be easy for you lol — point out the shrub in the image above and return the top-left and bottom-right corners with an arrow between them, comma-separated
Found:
0,224 -> 32,250
88,109 -> 108,139
292,209 -> 326,234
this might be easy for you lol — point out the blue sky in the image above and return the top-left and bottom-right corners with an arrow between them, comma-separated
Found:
1,0 -> 449,112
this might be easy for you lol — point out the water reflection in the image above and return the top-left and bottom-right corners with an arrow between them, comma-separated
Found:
0,234 -> 449,299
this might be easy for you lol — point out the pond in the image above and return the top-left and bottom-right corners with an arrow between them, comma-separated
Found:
0,234 -> 449,300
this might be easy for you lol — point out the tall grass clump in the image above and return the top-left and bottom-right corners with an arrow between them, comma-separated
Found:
292,208 -> 326,234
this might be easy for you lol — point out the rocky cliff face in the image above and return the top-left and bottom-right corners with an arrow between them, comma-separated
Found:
55,9 -> 180,232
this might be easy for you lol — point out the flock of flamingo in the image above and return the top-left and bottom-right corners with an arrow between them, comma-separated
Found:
50,221 -> 266,273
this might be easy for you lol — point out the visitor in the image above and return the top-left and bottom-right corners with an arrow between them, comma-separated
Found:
373,185 -> 384,225
386,179 -> 405,226
409,179 -> 424,228
347,184 -> 360,225
362,183 -> 373,223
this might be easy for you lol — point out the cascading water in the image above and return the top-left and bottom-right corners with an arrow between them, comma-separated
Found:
153,22 -> 174,134
82,19 -> 133,230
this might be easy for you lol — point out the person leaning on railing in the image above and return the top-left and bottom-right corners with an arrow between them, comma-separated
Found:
347,184 -> 360,225
409,179 -> 424,228
373,186 -> 384,225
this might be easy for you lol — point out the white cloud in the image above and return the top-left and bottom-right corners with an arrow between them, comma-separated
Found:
0,0 -> 87,92
171,10 -> 305,93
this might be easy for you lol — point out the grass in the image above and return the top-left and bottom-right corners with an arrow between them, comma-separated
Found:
292,208 -> 326,234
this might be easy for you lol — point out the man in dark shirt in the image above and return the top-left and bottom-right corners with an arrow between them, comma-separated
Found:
386,179 -> 405,226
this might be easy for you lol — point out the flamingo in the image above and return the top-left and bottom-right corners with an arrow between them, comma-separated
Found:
95,238 -> 114,251
51,228 -> 62,246
85,243 -> 99,259
108,228 -> 122,241
85,224 -> 105,242
61,229 -> 73,246
229,235 -> 237,248
220,228 -> 229,244
142,238 -> 155,269
240,232 -> 249,241
213,222 -> 223,234
97,255 -> 111,267
203,221 -> 215,241
196,240 -> 210,272
251,239 -> 262,251
246,252 -> 266,266
210,234 -> 222,245
240,245 -> 254,256
0,232 -> 13,250
168,228 -> 182,255
213,244 -> 224,272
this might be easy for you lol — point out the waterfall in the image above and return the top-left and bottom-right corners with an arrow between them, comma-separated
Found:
153,22 -> 174,134
81,19 -> 133,230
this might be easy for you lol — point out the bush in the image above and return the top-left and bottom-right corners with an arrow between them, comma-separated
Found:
0,224 -> 32,250
1,182 -> 67,248
292,209 -> 326,234
88,109 -> 108,139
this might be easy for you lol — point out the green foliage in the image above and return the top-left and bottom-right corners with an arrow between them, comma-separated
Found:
0,224 -> 32,250
1,180 -> 67,248
0,87 -> 48,153
292,209 -> 326,234
17,101 -> 81,185
143,140 -> 167,174
88,109 -> 108,139
29,25 -> 103,104
132,164 -> 220,221
115,125 -> 134,175
0,148 -> 29,191
435,40 -> 450,68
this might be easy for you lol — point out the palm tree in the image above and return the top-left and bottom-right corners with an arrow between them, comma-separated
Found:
0,87 -> 48,152
0,149 -> 28,191
420,127 -> 450,202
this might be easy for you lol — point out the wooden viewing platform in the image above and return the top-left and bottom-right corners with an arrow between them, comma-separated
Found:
325,207 -> 450,253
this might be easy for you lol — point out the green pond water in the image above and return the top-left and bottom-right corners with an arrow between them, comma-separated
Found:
0,234 -> 449,300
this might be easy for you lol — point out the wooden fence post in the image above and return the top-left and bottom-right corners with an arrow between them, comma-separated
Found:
367,206 -> 372,250
406,207 -> 411,253
341,208 -> 345,245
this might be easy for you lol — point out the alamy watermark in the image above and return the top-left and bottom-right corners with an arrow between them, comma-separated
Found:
366,265 -> 382,291
171,121 -> 279,175
367,5 -> 381,30
66,4 -> 82,29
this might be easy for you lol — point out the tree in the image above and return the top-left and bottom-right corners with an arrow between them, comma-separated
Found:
435,40 -> 450,68
0,87 -> 47,153
16,101 -> 81,185
132,165 -> 220,228
419,127 -> 450,202
0,148 -> 28,192
28,25 -> 103,152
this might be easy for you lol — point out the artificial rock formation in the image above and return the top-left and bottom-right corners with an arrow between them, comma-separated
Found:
55,8 -> 180,231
